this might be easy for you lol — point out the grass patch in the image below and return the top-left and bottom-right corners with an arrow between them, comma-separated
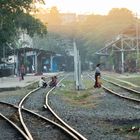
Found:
106,118 -> 140,139
55,78 -> 105,108
83,79 -> 94,89
0,87 -> 29,98
0,82 -> 39,98
104,73 -> 140,87
27,82 -> 38,90
114,125 -> 140,139
73,92 -> 91,101
103,76 -> 140,91
121,77 -> 140,86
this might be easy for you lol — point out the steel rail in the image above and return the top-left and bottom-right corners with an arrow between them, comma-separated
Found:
0,101 -> 78,140
45,75 -> 88,140
0,112 -> 30,140
88,74 -> 140,103
103,74 -> 138,88
18,74 -> 53,140
23,107 -> 79,140
102,77 -> 140,94
18,87 -> 40,140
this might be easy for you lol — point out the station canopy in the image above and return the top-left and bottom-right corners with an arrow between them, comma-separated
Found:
15,47 -> 55,56
96,26 -> 140,56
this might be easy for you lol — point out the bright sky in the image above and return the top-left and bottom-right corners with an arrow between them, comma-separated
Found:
44,0 -> 140,15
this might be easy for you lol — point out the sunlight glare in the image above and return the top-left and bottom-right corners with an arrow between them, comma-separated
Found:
44,0 -> 140,15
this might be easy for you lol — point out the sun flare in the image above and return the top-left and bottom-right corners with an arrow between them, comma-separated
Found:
44,0 -> 140,15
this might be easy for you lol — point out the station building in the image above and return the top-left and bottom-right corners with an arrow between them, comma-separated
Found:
6,47 -> 54,75
6,47 -> 74,76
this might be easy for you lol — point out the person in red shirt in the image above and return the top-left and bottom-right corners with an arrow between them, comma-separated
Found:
49,76 -> 57,87
20,64 -> 25,80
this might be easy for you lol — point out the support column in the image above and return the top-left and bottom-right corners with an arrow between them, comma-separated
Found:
121,38 -> 124,73
78,51 -> 85,90
121,50 -> 124,73
16,51 -> 19,76
35,52 -> 38,73
74,41 -> 79,89
50,56 -> 53,72
73,41 -> 84,90
32,52 -> 35,73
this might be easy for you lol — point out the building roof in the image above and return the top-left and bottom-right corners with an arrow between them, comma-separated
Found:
15,47 -> 55,56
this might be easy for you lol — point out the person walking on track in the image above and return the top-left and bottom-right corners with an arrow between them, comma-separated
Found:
94,64 -> 101,88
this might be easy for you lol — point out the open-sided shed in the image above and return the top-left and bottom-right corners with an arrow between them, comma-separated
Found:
15,47 -> 55,75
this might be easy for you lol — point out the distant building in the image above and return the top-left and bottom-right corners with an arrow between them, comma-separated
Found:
14,47 -> 55,75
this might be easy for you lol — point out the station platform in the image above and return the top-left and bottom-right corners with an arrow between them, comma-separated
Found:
0,72 -> 60,90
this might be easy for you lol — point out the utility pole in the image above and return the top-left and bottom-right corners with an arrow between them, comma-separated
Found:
121,38 -> 124,73
73,41 -> 84,90
74,41 -> 79,89
136,13 -> 139,72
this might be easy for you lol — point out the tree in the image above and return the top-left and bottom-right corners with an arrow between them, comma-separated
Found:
108,8 -> 133,19
48,6 -> 61,25
28,7 -> 137,70
33,33 -> 70,55
0,0 -> 47,62
15,13 -> 47,37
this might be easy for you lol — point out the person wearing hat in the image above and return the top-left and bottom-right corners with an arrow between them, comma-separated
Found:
94,64 -> 101,88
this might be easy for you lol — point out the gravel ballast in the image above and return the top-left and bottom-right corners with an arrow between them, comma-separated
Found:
0,75 -> 140,140
49,83 -> 140,140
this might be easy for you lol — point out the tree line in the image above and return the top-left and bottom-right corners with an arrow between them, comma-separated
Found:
32,7 -> 140,70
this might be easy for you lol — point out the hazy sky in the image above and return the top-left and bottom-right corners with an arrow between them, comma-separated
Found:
44,0 -> 140,15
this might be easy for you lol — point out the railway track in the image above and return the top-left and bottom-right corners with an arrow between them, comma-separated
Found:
19,75 -> 79,139
0,102 -> 29,139
103,74 -> 139,88
0,73 -> 87,140
0,113 -> 29,140
0,101 -> 78,140
88,74 -> 140,103
0,72 -> 140,139
45,76 -> 87,140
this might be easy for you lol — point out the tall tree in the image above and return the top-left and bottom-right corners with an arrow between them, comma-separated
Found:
0,0 -> 47,62
48,6 -> 61,26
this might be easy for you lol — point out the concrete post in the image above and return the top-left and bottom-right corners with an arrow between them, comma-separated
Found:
35,52 -> 38,73
50,56 -> 53,72
121,50 -> 124,73
74,41 -> 79,89
121,38 -> 124,73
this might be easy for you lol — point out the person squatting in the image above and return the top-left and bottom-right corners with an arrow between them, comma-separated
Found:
49,76 -> 57,87
39,76 -> 57,88
39,77 -> 47,88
